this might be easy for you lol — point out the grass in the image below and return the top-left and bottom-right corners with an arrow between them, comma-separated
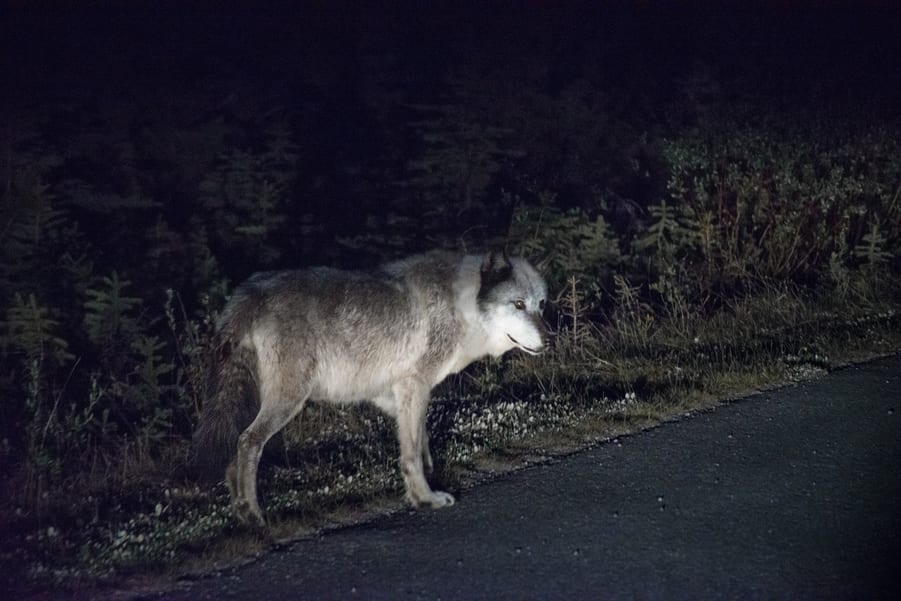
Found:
1,282 -> 899,599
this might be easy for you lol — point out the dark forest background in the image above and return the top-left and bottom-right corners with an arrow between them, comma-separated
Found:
1,1 -> 900,586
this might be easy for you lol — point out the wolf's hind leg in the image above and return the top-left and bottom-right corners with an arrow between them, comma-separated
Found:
395,379 -> 454,508
232,358 -> 311,528
233,398 -> 308,527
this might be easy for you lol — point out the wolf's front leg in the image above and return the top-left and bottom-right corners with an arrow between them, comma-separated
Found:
395,380 -> 454,508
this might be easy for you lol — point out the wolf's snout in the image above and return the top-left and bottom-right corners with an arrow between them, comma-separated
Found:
507,333 -> 544,355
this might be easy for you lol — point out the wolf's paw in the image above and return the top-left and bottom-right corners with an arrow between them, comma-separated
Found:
232,500 -> 268,530
429,490 -> 455,508
410,490 -> 455,508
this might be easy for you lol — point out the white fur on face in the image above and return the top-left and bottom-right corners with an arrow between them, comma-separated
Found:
480,258 -> 548,357
485,304 -> 545,355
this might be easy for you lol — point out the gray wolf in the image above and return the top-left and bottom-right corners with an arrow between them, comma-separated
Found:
191,250 -> 550,527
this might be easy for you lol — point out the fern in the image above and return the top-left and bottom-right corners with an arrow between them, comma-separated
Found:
56,179 -> 159,213
132,335 -> 174,394
2,293 -> 75,493
83,271 -> 142,348
404,102 -> 515,216
852,222 -> 893,266
1,178 -> 68,282
3,293 -> 73,366
61,373 -> 117,451
196,118 -> 297,267
509,203 -> 620,295
127,335 -> 176,445
634,199 -> 697,257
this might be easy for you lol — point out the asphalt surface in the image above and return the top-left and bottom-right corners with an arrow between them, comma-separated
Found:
151,356 -> 900,600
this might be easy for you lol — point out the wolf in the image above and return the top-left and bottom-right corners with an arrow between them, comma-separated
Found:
191,250 -> 550,527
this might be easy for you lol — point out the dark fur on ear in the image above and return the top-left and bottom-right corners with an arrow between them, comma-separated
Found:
478,250 -> 513,301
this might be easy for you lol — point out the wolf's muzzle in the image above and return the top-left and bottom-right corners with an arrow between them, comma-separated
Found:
507,333 -> 543,355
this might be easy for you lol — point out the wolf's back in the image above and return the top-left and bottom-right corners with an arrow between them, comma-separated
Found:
189,287 -> 262,483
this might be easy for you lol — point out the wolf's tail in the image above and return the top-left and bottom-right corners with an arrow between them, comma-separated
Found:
188,300 -> 260,484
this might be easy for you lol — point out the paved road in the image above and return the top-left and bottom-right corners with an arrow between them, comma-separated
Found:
152,356 -> 900,600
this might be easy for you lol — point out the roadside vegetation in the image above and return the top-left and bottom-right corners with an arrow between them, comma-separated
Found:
2,20 -> 900,596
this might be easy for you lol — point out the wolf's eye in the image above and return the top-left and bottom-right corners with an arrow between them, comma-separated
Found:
513,300 -> 526,310
539,300 -> 546,311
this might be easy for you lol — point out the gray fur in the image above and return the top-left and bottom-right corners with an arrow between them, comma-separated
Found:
191,250 -> 549,527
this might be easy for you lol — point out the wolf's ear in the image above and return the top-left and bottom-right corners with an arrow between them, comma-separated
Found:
480,250 -> 513,291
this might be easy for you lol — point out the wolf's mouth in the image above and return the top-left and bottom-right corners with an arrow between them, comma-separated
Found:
507,334 -> 542,355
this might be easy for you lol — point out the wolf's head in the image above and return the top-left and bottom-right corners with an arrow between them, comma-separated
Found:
477,252 -> 551,357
